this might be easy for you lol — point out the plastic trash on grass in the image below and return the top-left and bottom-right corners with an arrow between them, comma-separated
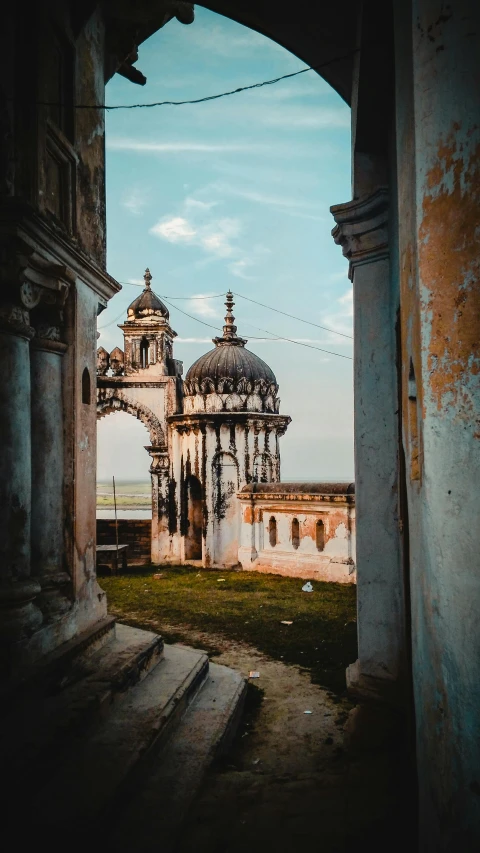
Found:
302,581 -> 314,593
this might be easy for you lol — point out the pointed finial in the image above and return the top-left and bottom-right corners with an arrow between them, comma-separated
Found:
144,268 -> 152,289
223,290 -> 237,339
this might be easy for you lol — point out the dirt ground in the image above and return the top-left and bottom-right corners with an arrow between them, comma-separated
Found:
168,629 -> 415,853
102,570 -> 416,851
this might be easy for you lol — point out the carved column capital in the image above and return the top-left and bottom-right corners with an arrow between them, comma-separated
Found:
0,301 -> 35,340
331,187 -> 389,281
146,447 -> 169,475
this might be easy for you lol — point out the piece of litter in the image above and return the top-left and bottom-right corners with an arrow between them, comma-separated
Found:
252,759 -> 260,765
249,671 -> 260,678
217,578 -> 226,582
153,573 -> 164,580
304,710 -> 313,715
302,581 -> 314,593
280,620 -> 293,625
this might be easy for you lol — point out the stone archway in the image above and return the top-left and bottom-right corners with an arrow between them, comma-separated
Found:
96,391 -> 168,565
96,389 -> 166,448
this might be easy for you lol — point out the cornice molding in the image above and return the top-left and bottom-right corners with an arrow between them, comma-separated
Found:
330,187 -> 389,281
0,199 -> 121,304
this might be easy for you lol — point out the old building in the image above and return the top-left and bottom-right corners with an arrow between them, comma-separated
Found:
1,2 -> 479,849
97,287 -> 291,568
238,483 -> 356,582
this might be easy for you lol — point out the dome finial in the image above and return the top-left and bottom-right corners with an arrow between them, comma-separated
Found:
223,290 -> 237,340
144,268 -> 152,290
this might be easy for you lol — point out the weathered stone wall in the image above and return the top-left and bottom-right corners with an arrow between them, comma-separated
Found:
238,484 -> 356,583
96,520 -> 151,565
393,2 -> 480,848
167,413 -> 288,568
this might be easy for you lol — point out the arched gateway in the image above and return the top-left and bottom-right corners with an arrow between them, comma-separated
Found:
96,269 -> 183,563
97,275 -> 290,566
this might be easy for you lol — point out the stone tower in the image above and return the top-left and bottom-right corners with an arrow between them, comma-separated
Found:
118,268 -> 179,376
167,292 -> 291,567
96,270 -> 183,563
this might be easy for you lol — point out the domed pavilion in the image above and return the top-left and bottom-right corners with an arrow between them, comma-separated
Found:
169,292 -> 291,567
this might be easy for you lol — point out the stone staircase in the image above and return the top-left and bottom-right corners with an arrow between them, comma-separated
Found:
2,618 -> 246,851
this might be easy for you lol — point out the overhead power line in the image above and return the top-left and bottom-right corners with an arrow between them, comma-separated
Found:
236,318 -> 353,360
34,49 -> 359,111
117,281 -> 352,340
162,298 -> 352,360
234,292 -> 352,340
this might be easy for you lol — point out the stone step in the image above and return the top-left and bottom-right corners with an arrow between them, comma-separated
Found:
29,643 -> 210,834
1,623 -> 164,795
105,660 -> 247,853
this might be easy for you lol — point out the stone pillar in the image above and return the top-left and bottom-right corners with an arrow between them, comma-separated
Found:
0,298 -> 43,647
331,188 -> 405,703
148,448 -> 170,564
30,319 -> 71,619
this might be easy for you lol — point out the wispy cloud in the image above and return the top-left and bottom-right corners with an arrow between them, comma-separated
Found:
151,216 -> 197,243
186,294 -> 221,318
319,287 -> 354,339
122,186 -> 148,215
150,211 -> 242,260
196,181 -> 326,221
183,22 -> 301,62
107,138 -> 266,154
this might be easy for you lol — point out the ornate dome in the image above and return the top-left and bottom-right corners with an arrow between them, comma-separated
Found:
183,293 -> 280,414
127,269 -> 169,321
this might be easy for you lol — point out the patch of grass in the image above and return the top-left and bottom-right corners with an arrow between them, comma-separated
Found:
96,494 -> 152,508
100,566 -> 357,694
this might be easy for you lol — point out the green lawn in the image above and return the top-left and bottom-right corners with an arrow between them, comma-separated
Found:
100,566 -> 357,693
97,480 -> 151,508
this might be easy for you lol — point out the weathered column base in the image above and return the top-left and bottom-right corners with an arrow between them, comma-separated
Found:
346,659 -> 402,707
0,579 -> 43,642
37,571 -> 72,621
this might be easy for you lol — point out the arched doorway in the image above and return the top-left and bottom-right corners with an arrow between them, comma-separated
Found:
96,410 -> 153,566
184,475 -> 203,560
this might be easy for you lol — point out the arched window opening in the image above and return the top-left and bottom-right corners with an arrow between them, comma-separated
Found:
140,338 -> 149,369
316,519 -> 325,552
269,516 -> 277,548
82,366 -> 91,404
292,518 -> 300,550
184,475 -> 203,560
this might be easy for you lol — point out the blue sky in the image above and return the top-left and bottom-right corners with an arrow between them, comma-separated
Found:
97,7 -> 353,482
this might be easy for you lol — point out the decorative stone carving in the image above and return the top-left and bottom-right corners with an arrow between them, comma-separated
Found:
109,347 -> 125,375
97,388 -> 166,446
97,347 -> 110,375
20,281 -> 42,310
331,188 -> 389,280
0,302 -> 35,340
148,449 -> 170,474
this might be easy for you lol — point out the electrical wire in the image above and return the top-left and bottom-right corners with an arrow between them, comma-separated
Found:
34,50 -> 359,111
117,281 -> 351,340
236,318 -> 352,360
234,292 -> 352,339
99,289 -> 352,356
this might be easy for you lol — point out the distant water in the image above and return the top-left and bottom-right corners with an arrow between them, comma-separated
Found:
96,509 -> 152,520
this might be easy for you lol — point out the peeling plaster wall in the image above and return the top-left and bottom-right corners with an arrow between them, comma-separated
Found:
167,415 -> 285,568
395,1 -> 480,847
238,495 -> 356,582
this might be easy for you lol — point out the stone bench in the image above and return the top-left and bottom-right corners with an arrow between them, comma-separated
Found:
96,544 -> 129,574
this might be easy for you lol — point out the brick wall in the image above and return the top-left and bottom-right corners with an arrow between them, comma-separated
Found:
96,519 -> 151,565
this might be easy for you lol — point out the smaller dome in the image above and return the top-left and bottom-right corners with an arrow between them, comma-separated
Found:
127,269 -> 169,320
183,292 -> 280,414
